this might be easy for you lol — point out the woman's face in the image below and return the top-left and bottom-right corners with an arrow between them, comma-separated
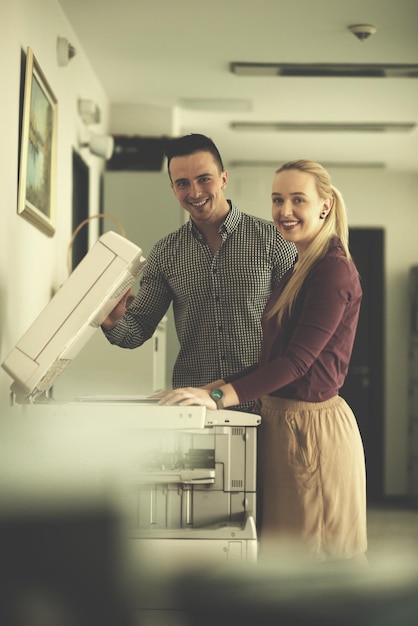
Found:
271,169 -> 331,256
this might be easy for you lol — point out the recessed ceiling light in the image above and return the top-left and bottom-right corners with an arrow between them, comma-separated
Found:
230,62 -> 418,78
230,122 -> 416,132
228,160 -> 386,169
178,98 -> 252,112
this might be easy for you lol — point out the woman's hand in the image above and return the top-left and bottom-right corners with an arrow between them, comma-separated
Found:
150,387 -> 217,410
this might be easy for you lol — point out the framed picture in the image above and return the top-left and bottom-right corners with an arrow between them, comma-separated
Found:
18,47 -> 57,236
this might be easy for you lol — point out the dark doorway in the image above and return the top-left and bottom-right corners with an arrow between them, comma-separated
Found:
71,150 -> 90,270
341,228 -> 385,503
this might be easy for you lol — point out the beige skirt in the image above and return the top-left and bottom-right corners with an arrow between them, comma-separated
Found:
256,395 -> 367,563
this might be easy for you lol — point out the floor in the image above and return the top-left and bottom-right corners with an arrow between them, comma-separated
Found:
366,498 -> 418,562
134,500 -> 418,626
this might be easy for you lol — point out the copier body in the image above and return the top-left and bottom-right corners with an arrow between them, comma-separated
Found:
128,406 -> 260,566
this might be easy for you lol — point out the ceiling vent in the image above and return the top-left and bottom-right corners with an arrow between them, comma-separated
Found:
230,62 -> 418,78
230,122 -> 416,133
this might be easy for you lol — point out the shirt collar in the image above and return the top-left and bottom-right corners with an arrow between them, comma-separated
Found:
189,200 -> 241,240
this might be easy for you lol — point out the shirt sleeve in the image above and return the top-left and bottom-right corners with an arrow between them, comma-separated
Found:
103,241 -> 172,349
231,256 -> 357,403
272,230 -> 298,284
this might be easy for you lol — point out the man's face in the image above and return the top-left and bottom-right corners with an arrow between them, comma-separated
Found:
169,151 -> 228,225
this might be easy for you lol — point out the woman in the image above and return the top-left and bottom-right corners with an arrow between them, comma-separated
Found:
157,160 -> 367,564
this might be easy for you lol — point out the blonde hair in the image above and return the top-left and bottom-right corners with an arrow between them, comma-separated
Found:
268,159 -> 351,326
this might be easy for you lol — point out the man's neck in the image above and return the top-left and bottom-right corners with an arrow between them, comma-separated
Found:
192,201 -> 230,254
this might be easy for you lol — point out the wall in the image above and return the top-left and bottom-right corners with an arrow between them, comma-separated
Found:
108,103 -> 182,383
0,0 -> 110,415
227,165 -> 418,496
103,171 -> 182,385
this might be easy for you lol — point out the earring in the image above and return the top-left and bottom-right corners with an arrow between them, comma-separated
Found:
320,212 -> 326,219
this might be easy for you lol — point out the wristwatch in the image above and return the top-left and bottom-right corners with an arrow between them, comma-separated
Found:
210,388 -> 224,409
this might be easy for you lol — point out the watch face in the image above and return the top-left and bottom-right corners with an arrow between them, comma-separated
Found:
211,389 -> 223,400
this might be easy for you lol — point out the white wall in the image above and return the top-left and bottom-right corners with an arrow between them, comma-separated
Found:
0,0 -> 110,414
227,165 -> 418,496
103,171 -> 182,385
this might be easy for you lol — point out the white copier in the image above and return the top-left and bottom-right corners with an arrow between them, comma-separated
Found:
1,232 -> 260,576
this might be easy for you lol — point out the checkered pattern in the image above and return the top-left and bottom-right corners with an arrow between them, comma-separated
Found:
105,202 -> 296,390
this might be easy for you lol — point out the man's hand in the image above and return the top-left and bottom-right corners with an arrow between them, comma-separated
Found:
101,288 -> 135,331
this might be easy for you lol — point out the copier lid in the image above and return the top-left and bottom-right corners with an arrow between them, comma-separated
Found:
1,231 -> 146,403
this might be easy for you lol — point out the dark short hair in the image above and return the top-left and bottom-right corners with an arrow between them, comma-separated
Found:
165,133 -> 224,177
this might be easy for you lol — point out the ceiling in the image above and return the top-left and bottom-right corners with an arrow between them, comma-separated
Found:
58,0 -> 418,171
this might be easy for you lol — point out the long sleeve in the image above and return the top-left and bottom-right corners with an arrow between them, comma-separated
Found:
103,241 -> 173,348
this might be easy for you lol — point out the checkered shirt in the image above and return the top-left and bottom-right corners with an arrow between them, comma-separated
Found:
104,202 -> 296,397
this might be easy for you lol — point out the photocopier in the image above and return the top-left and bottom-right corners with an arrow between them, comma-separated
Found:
1,231 -> 260,571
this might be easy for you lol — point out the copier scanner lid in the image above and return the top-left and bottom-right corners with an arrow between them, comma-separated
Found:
1,231 -> 146,403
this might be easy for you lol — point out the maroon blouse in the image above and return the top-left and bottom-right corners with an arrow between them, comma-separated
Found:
228,238 -> 362,403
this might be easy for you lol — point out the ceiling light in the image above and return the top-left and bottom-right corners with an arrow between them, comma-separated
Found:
228,160 -> 386,169
230,62 -> 418,78
80,134 -> 114,159
178,98 -> 252,112
57,37 -> 77,67
230,122 -> 416,133
78,99 -> 101,125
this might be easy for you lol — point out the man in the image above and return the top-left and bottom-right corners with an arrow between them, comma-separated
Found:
102,134 -> 296,409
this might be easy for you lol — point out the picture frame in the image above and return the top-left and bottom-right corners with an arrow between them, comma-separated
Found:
18,47 -> 57,236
